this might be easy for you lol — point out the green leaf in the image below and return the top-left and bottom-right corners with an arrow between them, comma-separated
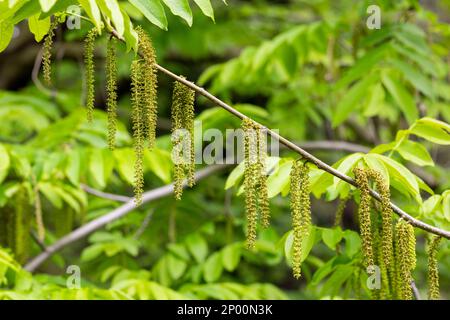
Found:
336,43 -> 389,89
0,145 -> 10,184
396,140 -> 434,167
97,0 -> 124,37
332,73 -> 378,127
120,6 -> 138,52
89,149 -> 105,188
65,149 -> 80,185
38,182 -> 63,208
363,153 -> 390,186
193,0 -> 214,21
129,0 -> 168,30
167,243 -> 190,260
113,148 -> 134,185
322,227 -> 343,250
221,243 -> 241,272
38,0 -> 57,12
78,0 -> 103,32
382,72 -> 418,125
162,0 -> 192,26
364,83 -> 385,117
53,185 -> 80,212
372,154 -> 420,201
144,148 -> 172,184
203,252 -> 223,283
185,233 -> 208,263
0,22 -> 14,53
167,254 -> 187,280
225,162 -> 244,189
388,58 -> 433,99
410,118 -> 450,145
332,153 -> 364,188
81,244 -> 104,262
28,14 -> 50,42
343,230 -> 361,257
39,0 -> 78,19
267,160 -> 292,198
421,195 -> 441,215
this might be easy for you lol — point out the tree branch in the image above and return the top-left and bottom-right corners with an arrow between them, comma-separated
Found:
108,30 -> 450,239
24,164 -> 229,272
81,184 -> 132,202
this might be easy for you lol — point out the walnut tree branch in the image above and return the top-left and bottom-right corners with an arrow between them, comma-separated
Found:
109,29 -> 450,240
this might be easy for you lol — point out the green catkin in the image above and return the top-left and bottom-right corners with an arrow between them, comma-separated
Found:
171,79 -> 196,200
427,235 -> 441,300
131,59 -> 145,205
106,37 -> 118,150
243,118 -> 258,249
257,127 -> 270,228
374,223 -> 390,299
334,196 -> 348,227
34,183 -> 45,241
354,168 -> 374,267
42,20 -> 58,86
84,28 -> 97,122
183,83 -> 196,188
290,160 -> 311,279
135,27 -> 159,150
395,219 -> 416,300
368,169 -> 393,269
13,187 -> 30,264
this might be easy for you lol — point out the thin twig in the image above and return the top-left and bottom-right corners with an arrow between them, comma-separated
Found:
133,209 -> 154,239
411,280 -> 421,300
81,184 -> 132,202
110,28 -> 450,240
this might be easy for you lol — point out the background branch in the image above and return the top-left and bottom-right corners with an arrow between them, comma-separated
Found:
24,163 -> 229,272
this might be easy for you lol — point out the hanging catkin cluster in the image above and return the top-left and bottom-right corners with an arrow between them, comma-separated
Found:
353,167 -> 418,300
136,26 -> 158,149
427,235 -> 441,300
242,118 -> 270,249
289,160 -> 311,279
334,196 -> 349,227
131,59 -> 145,205
42,20 -> 59,86
84,28 -> 97,122
394,219 -> 416,300
354,168 -> 374,267
106,37 -> 118,150
171,78 -> 195,200
33,180 -> 45,241
129,28 -> 159,203
368,170 -> 393,269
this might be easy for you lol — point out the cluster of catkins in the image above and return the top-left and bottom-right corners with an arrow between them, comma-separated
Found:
242,118 -> 270,249
44,22 -> 198,205
289,160 -> 311,279
82,26 -> 159,204
40,21 -> 445,299
354,167 -> 442,300
171,78 -> 196,200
